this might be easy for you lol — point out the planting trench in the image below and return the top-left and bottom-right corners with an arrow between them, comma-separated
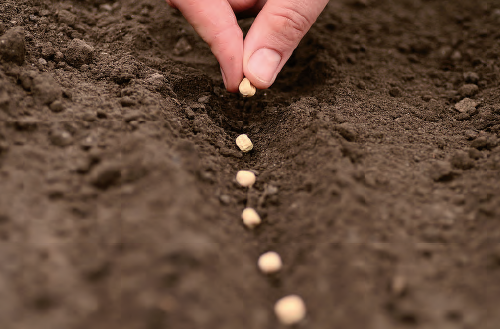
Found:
0,0 -> 500,329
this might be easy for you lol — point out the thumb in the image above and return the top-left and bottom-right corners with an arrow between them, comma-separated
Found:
243,0 -> 329,89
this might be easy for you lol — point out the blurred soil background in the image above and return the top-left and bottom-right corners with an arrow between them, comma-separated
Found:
0,0 -> 499,328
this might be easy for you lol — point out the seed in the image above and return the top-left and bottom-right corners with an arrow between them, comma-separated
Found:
274,295 -> 306,325
239,77 -> 256,97
241,208 -> 261,229
258,251 -> 282,274
236,134 -> 253,152
236,170 -> 256,187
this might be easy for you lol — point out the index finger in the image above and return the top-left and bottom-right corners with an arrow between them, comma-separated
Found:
167,0 -> 244,92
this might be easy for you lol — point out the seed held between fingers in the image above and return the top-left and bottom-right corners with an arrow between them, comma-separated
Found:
241,208 -> 261,229
236,170 -> 256,187
274,295 -> 306,325
258,251 -> 282,274
239,77 -> 256,97
236,134 -> 253,152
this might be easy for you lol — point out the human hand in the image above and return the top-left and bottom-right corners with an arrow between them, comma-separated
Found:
166,0 -> 329,93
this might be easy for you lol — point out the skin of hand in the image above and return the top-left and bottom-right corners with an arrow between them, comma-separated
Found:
166,0 -> 329,92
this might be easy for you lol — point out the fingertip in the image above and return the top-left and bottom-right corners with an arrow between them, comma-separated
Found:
220,67 -> 228,89
243,74 -> 272,90
227,80 -> 243,93
221,66 -> 243,93
244,48 -> 282,89
169,0 -> 244,92
242,0 -> 329,89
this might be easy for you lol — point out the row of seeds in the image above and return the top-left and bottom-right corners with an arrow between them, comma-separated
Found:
235,128 -> 306,326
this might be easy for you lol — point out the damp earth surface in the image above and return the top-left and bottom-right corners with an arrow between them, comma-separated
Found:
0,0 -> 500,328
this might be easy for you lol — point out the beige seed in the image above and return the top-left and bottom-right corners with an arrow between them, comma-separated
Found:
241,208 -> 261,229
258,251 -> 282,274
239,77 -> 256,97
236,134 -> 253,152
236,170 -> 256,187
274,295 -> 306,325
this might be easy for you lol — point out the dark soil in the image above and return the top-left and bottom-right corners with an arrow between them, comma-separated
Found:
1,0 -> 500,328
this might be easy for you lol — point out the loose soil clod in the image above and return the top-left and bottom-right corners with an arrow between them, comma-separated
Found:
64,38 -> 94,68
0,26 -> 26,65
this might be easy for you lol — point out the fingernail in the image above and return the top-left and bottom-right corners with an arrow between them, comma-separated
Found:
248,48 -> 281,84
220,67 -> 228,89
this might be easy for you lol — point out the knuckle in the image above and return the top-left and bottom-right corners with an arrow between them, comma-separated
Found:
269,5 -> 311,42
212,24 -> 242,43
208,24 -> 242,52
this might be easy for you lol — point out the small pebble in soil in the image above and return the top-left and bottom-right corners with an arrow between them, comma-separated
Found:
173,37 -> 192,56
41,43 -> 55,60
100,4 -> 113,11
239,78 -> 256,97
236,134 -> 253,152
258,251 -> 282,274
120,96 -> 136,107
124,110 -> 144,123
76,111 -> 94,122
450,50 -> 462,61
336,123 -> 358,141
241,208 -> 261,229
389,86 -> 402,97
236,170 -> 256,187
274,295 -> 306,325
49,129 -> 73,147
90,163 -> 122,189
49,100 -> 64,113
198,95 -> 210,104
54,51 -> 64,63
357,80 -> 366,90
219,194 -> 232,205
